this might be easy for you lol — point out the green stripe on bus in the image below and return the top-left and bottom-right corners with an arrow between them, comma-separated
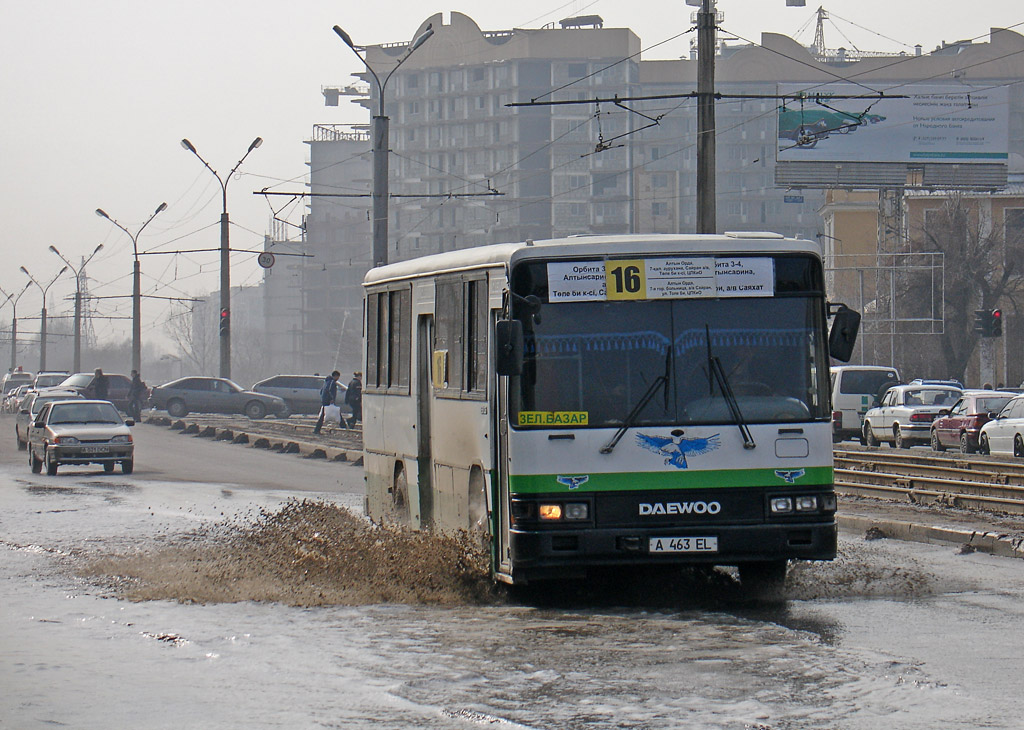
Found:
509,466 -> 833,493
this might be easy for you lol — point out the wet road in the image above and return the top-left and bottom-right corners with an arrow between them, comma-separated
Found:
3,421 -> 1024,729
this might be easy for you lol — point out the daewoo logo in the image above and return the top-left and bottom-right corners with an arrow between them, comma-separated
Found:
639,501 -> 721,516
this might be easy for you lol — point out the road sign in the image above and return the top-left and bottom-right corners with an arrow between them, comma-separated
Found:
257,252 -> 276,269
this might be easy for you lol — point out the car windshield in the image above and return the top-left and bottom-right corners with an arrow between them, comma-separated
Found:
33,395 -> 79,413
976,396 -> 1012,414
35,375 -> 67,388
839,370 -> 898,395
904,389 -> 960,406
60,374 -> 93,388
49,402 -> 123,424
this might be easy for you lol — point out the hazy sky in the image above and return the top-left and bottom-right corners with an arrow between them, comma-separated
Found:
2,0 -> 1021,351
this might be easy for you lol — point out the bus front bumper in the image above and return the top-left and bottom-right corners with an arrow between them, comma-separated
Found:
508,521 -> 837,581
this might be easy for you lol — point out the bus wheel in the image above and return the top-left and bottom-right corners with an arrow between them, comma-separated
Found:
388,464 -> 410,525
738,560 -> 787,599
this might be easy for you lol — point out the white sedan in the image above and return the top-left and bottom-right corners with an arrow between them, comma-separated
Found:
862,384 -> 963,448
978,395 -> 1024,457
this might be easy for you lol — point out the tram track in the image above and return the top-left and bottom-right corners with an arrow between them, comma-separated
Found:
835,446 -> 1024,515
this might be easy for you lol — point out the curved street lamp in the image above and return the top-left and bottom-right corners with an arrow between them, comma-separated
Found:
49,243 -> 104,373
0,282 -> 32,372
20,265 -> 68,372
333,23 -> 434,268
95,202 -> 168,373
180,136 -> 263,380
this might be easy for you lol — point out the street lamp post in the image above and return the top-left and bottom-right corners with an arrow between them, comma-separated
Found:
180,136 -> 263,380
49,243 -> 104,373
333,23 -> 434,268
1,283 -> 31,372
95,203 -> 167,374
19,266 -> 68,372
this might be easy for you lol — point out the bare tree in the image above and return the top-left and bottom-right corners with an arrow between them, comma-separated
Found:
908,193 -> 1024,382
164,302 -> 215,375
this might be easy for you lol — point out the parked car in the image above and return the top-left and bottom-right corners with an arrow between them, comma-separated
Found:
15,388 -> 85,450
250,374 -> 349,417
58,372 -> 132,411
2,370 -> 34,395
929,390 -> 1014,453
27,399 -> 135,475
33,371 -> 69,389
862,384 -> 963,448
830,365 -> 900,442
978,395 -> 1024,457
149,376 -> 287,419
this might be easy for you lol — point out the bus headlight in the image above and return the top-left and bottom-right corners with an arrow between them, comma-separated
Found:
795,496 -> 818,512
770,497 -> 793,514
564,503 -> 589,520
539,504 -> 563,520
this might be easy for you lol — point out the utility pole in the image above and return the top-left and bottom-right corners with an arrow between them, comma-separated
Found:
181,137 -> 263,380
696,0 -> 717,235
333,23 -> 434,268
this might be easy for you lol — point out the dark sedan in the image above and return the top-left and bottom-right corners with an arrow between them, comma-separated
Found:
930,390 -> 1015,453
59,372 -> 132,411
149,376 -> 287,419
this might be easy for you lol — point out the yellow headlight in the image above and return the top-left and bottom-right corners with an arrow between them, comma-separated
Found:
539,504 -> 563,520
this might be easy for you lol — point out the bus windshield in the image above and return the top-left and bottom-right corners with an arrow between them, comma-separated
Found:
510,256 -> 829,429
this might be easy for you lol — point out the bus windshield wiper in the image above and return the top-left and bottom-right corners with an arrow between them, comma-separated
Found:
705,325 -> 756,450
600,348 -> 671,454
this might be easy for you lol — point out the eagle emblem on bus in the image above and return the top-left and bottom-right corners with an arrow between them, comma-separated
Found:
774,469 -> 806,483
556,475 -> 589,489
635,430 -> 721,469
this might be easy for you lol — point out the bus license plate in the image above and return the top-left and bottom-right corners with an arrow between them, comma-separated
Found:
649,537 -> 718,553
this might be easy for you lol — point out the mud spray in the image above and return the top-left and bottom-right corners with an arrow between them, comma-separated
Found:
82,499 -> 498,607
80,498 -> 937,608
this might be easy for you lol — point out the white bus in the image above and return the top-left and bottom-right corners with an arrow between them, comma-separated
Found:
361,234 -> 859,586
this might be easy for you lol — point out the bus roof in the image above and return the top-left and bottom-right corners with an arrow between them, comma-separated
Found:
364,233 -> 822,286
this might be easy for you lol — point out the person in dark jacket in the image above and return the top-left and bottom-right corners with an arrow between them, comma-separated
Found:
313,371 -> 341,435
90,368 -> 109,401
345,371 -> 362,428
127,370 -> 148,420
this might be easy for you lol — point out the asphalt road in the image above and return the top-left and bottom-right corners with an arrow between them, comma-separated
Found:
4,415 -> 1024,728
17,418 -> 367,493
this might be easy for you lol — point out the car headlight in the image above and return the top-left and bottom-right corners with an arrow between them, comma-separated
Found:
55,436 -> 79,444
110,435 -> 132,444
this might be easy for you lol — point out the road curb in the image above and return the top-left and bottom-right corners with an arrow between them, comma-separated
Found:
147,417 -> 362,465
839,514 -> 1024,560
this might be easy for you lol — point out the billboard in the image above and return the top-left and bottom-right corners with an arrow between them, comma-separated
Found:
777,83 -> 1008,164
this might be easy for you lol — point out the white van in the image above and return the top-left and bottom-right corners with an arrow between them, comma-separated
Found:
830,365 -> 900,442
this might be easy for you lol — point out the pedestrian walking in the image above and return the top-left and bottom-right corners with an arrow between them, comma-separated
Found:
127,370 -> 148,421
90,368 -> 109,401
345,371 -> 362,428
313,371 -> 341,435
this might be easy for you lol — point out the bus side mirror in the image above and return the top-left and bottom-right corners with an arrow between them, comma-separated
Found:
495,319 -> 523,376
828,304 -> 861,362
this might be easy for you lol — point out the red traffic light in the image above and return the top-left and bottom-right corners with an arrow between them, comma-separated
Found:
992,309 -> 1001,319
220,308 -> 229,318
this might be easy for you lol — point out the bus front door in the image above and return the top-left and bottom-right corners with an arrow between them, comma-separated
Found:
495,373 -> 513,579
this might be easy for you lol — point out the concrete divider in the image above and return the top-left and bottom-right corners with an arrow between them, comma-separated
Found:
839,514 -> 1024,560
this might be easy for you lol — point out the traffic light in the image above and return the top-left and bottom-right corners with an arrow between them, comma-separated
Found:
974,308 -> 1003,337
974,309 -> 990,336
219,307 -> 230,337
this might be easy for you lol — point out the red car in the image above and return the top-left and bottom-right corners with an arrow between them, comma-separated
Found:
930,390 -> 1015,453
